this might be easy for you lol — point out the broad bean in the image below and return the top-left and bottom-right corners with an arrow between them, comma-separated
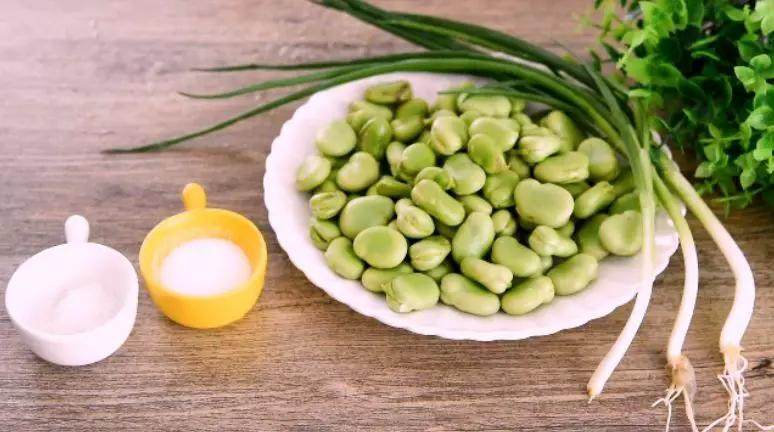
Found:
599,210 -> 642,256
336,151 -> 380,192
460,257 -> 513,294
440,273 -> 500,316
528,226 -> 578,257
361,263 -> 413,293
514,179 -> 574,228
325,237 -> 365,280
296,155 -> 332,191
548,253 -> 598,295
443,153 -> 487,195
501,276 -> 555,315
338,195 -> 395,238
451,212 -> 495,263
411,179 -> 466,226
491,236 -> 542,277
385,273 -> 440,313
409,236 -> 452,271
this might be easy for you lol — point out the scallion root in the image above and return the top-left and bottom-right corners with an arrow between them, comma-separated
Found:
653,355 -> 699,432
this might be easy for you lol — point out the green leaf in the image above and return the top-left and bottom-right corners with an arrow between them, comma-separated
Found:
740,168 -> 757,189
691,50 -> 720,61
753,132 -> 774,161
641,2 -> 676,37
750,54 -> 772,72
695,161 -> 714,178
723,4 -> 747,21
734,66 -> 758,91
763,14 -> 774,35
650,62 -> 684,87
748,106 -> 774,130
685,0 -> 704,26
737,35 -> 762,62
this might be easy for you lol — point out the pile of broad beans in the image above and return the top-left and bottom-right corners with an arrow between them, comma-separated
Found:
296,80 -> 643,316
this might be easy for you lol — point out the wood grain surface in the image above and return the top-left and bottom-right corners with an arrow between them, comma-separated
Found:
0,1 -> 771,431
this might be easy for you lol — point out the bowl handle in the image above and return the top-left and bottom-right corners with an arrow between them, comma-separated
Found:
65,215 -> 90,244
182,183 -> 207,211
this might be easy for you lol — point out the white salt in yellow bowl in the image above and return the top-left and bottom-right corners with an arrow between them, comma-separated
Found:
139,183 -> 267,329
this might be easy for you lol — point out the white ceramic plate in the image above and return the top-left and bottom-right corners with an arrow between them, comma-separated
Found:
264,72 -> 679,341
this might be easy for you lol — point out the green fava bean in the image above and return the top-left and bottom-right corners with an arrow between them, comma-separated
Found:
548,253 -> 598,295
353,226 -> 408,269
315,178 -> 340,194
599,210 -> 643,256
396,202 -> 435,239
411,179 -> 466,226
385,273 -> 440,313
443,154 -> 486,195
610,192 -> 640,214
483,170 -> 520,208
365,80 -> 412,105
387,219 -> 398,231
539,255 -> 553,273
309,190 -> 347,219
358,117 -> 393,160
514,179 -> 574,228
533,151 -> 590,184
612,169 -> 635,196
469,117 -> 519,152
370,176 -> 412,198
346,100 -> 393,131
506,151 -> 531,178
574,181 -> 617,219
400,142 -> 436,176
459,195 -> 493,215
540,110 -> 584,152
509,97 -> 526,114
415,166 -> 454,190
396,98 -> 429,119
578,137 -> 620,181
336,151 -> 380,192
528,225 -> 578,257
309,218 -> 341,250
315,120 -> 357,157
576,213 -> 609,260
512,112 -> 534,127
386,141 -> 406,177
296,155 -> 331,191
518,215 -> 538,231
491,209 -> 517,236
325,237 -> 365,280
491,236 -> 542,277
457,94 -> 511,118
424,259 -> 453,282
468,134 -> 507,174
460,257 -> 513,294
409,235 -> 452,271
391,116 -> 424,143
560,181 -> 591,198
451,212 -> 495,263
501,276 -> 555,315
440,273 -> 500,316
460,110 -> 484,127
426,109 -> 456,125
339,195 -> 395,239
435,222 -> 457,239
518,134 -> 562,164
556,220 -> 575,237
430,116 -> 468,155
361,263 -> 413,293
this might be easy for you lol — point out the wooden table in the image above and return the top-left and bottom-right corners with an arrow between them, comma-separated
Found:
1,1 -> 771,430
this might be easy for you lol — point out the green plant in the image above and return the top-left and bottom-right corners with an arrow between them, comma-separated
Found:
590,0 -> 774,210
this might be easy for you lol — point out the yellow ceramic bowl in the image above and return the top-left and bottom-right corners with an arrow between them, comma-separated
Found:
139,183 -> 267,329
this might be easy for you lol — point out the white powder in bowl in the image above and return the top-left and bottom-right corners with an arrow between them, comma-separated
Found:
160,238 -> 252,296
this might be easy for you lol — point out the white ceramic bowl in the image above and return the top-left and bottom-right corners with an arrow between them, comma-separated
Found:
265,72 -> 678,341
5,215 -> 138,365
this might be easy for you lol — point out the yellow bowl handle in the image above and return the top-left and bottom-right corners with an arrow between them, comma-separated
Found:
182,183 -> 207,211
